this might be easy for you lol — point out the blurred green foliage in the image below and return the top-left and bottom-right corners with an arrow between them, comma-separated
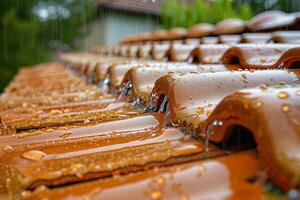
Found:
0,0 -> 96,92
235,0 -> 300,13
161,0 -> 300,29
161,0 -> 253,28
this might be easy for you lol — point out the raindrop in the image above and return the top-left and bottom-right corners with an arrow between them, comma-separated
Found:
157,177 -> 165,187
163,107 -> 171,128
117,81 -> 132,102
3,145 -> 14,151
84,119 -> 90,123
254,101 -> 263,108
181,195 -> 189,200
288,189 -> 299,200
99,75 -> 110,92
281,104 -> 291,113
195,107 -> 204,115
277,91 -> 289,99
146,92 -> 160,112
59,131 -> 73,138
158,96 -> 169,113
150,190 -> 162,200
259,84 -> 268,91
131,97 -> 145,110
22,150 -> 46,161
205,120 -> 223,152
198,165 -> 206,177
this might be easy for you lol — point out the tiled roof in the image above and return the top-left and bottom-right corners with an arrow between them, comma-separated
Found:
1,10 -> 300,199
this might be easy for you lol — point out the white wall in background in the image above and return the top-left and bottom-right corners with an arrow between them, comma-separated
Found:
81,10 -> 160,50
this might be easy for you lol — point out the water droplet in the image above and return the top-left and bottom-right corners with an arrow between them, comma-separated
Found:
150,190 -> 162,200
205,120 -> 223,152
259,58 -> 266,64
181,195 -> 189,200
147,92 -> 162,112
45,128 -> 54,132
157,177 -> 165,187
188,96 -> 193,100
22,150 -> 46,161
21,191 -> 31,198
281,104 -> 291,113
50,109 -> 62,115
288,189 -> 299,200
195,107 -> 204,115
59,131 -> 73,138
132,97 -> 144,109
279,81 -> 286,86
277,91 -> 289,99
18,130 -> 43,138
117,81 -> 132,101
259,84 -> 268,91
84,119 -> 90,123
35,185 -> 48,192
99,76 -> 110,92
22,102 -> 28,108
3,145 -> 14,151
206,110 -> 212,117
70,163 -> 86,178
198,165 -> 206,176
254,101 -> 263,108
158,96 -> 169,113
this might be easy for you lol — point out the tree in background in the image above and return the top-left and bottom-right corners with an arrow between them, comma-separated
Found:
0,0 -> 96,92
161,0 -> 253,29
161,0 -> 300,29
234,0 -> 300,13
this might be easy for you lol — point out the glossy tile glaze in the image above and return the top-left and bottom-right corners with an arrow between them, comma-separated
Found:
2,21 -> 300,199
166,44 -> 197,62
219,35 -> 241,44
222,44 -> 300,69
23,151 -> 263,200
122,64 -> 233,103
136,44 -> 152,59
0,101 -> 131,133
241,33 -> 272,43
201,36 -> 219,44
148,70 -> 300,133
189,44 -> 231,64
105,63 -> 139,93
214,18 -> 246,35
186,23 -> 214,38
150,43 -> 171,61
0,113 -> 218,194
205,86 -> 300,189
167,27 -> 186,41
247,10 -> 298,32
270,31 -> 300,44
